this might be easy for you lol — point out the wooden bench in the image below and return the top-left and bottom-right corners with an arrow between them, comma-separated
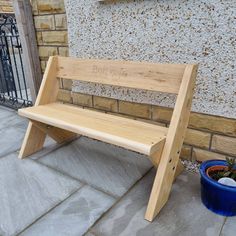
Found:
18,56 -> 198,222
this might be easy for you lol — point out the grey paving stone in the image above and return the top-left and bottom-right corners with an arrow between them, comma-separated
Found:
21,185 -> 116,236
37,137 -> 152,197
0,108 -> 27,130
29,137 -> 79,161
84,232 -> 96,236
0,125 -> 56,159
0,153 -> 82,236
0,106 -> 14,118
221,217 -> 236,236
0,108 -> 28,157
0,126 -> 26,157
91,170 -> 225,236
29,138 -> 71,160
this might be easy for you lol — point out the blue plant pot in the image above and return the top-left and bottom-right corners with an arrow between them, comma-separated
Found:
200,160 -> 236,216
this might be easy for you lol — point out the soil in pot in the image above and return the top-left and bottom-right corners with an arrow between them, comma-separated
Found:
207,165 -> 236,181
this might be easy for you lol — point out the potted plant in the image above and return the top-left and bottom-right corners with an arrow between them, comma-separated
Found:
200,157 -> 236,216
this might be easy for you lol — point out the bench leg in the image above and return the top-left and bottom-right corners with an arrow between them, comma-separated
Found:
31,121 -> 77,144
174,160 -> 184,180
149,150 -> 162,168
149,146 -> 184,177
19,121 -> 46,159
19,121 -> 77,159
145,158 -> 184,222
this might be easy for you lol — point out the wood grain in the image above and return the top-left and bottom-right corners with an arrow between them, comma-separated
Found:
19,121 -> 46,159
19,102 -> 167,156
18,57 -> 76,159
31,120 -> 77,144
145,64 -> 198,221
57,56 -> 186,94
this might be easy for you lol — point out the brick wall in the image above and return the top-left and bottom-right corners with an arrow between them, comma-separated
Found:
0,0 -> 13,13
31,0 -> 68,72
31,0 -> 236,163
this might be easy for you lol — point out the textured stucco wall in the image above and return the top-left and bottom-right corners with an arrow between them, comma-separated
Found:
65,0 -> 236,119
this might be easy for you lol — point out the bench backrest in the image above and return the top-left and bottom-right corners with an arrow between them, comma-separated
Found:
36,56 -> 198,108
56,56 -> 187,94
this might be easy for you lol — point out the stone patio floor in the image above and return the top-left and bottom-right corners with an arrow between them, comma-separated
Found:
0,105 -> 235,236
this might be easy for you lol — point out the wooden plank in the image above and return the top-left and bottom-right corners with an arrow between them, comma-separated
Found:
19,102 -> 167,155
35,56 -> 59,105
145,64 -> 198,221
13,0 -> 42,103
149,149 -> 163,167
18,56 -> 76,159
19,121 -> 46,159
150,151 -> 184,172
57,57 -> 186,94
174,160 -> 184,180
31,120 -> 77,143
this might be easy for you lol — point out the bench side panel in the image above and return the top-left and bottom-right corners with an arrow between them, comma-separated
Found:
145,64 -> 198,221
56,57 -> 186,94
35,56 -> 59,105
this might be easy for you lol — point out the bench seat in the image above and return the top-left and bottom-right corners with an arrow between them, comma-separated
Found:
19,102 -> 167,156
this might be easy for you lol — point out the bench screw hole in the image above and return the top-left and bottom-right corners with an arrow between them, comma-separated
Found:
169,159 -> 172,163
173,166 -> 175,170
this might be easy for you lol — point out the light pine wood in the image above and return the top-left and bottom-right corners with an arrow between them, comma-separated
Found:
57,57 -> 186,94
19,103 -> 167,156
174,160 -> 184,180
150,147 -> 184,173
19,121 -> 46,159
19,56 -> 77,158
145,64 -> 198,221
13,0 -> 42,102
31,120 -> 77,143
35,56 -> 59,106
18,56 -> 198,221
149,149 -> 163,167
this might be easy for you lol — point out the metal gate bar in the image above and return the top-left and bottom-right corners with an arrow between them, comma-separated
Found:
0,14 -> 32,109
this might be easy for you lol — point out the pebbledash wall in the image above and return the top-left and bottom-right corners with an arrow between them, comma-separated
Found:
32,0 -> 236,162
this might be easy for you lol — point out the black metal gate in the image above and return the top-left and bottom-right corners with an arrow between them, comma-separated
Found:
0,14 -> 32,109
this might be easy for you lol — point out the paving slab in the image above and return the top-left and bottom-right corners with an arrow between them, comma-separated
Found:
0,106 -> 62,159
0,153 -> 82,236
0,125 -> 57,159
0,114 -> 27,130
0,107 -> 28,157
29,138 -> 73,160
91,170 -> 225,236
37,137 -> 152,197
84,232 -> 96,236
0,126 -> 26,157
21,185 -> 116,236
221,217 -> 236,236
0,107 -> 27,130
0,105 -> 14,118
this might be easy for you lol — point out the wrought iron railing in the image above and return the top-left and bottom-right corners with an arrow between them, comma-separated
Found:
0,14 -> 32,109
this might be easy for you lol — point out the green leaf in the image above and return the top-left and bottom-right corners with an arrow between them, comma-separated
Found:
223,171 -> 231,177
